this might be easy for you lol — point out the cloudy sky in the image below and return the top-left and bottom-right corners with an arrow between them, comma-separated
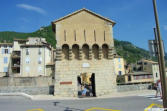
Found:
0,0 -> 167,52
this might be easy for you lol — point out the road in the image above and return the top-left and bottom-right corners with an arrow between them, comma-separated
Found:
0,95 -> 163,111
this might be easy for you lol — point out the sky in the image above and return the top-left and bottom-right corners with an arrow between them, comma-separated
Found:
0,0 -> 167,52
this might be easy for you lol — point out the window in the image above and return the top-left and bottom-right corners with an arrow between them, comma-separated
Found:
118,71 -> 122,75
38,48 -> 41,55
119,64 -> 122,69
156,73 -> 158,77
3,67 -> 8,72
25,57 -> 30,64
38,66 -> 42,73
118,58 -> 121,62
3,57 -> 8,64
25,67 -> 30,72
38,57 -> 42,64
4,49 -> 8,54
26,48 -> 29,55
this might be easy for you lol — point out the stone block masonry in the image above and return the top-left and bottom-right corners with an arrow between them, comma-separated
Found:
54,59 -> 117,97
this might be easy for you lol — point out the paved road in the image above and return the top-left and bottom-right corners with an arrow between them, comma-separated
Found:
0,95 -> 163,111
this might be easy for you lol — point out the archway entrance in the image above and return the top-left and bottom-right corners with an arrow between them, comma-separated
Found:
77,73 -> 96,97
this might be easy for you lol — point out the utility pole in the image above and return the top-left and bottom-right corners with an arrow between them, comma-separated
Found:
152,0 -> 167,109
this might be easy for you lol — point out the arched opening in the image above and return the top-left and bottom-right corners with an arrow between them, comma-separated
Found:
92,44 -> 99,60
82,44 -> 89,60
62,44 -> 69,60
72,44 -> 79,60
102,44 -> 109,59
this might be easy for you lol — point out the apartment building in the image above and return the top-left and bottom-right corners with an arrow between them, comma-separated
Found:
10,37 -> 54,77
0,43 -> 13,77
125,59 -> 160,83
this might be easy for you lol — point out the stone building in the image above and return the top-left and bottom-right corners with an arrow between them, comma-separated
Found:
52,8 -> 117,97
0,43 -> 13,77
11,38 -> 54,77
113,56 -> 125,76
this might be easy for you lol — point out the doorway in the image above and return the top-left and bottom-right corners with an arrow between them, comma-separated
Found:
77,73 -> 96,97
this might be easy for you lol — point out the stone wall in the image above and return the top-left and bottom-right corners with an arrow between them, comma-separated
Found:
54,59 -> 117,97
0,77 -> 53,87
0,77 -> 54,95
117,83 -> 151,92
0,86 -> 54,95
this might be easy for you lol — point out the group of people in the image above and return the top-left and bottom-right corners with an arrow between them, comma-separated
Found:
81,84 -> 93,97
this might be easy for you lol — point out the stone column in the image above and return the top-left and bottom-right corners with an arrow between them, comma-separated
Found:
108,47 -> 115,59
79,48 -> 83,60
69,47 -> 73,60
89,48 -> 92,60
56,47 -> 62,61
99,48 -> 102,60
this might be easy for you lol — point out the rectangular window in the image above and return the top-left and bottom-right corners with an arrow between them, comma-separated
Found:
118,71 -> 122,75
118,64 -> 122,69
26,49 -> 29,55
25,57 -> 30,64
25,67 -> 30,72
118,58 -> 121,62
4,49 -> 8,54
38,57 -> 42,64
3,57 -> 8,64
38,66 -> 42,73
38,48 -> 41,55
1,49 -> 4,54
4,67 -> 8,72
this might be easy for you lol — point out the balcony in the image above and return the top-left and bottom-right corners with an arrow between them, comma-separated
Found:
11,51 -> 20,58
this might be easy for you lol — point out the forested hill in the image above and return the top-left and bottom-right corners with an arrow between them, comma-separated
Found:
0,25 -> 165,64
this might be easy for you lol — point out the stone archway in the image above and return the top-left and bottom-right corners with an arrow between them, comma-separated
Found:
102,44 -> 109,59
92,44 -> 99,60
62,44 -> 69,60
82,44 -> 89,60
72,44 -> 79,60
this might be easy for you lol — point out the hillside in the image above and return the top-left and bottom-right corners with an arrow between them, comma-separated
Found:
0,25 -> 165,64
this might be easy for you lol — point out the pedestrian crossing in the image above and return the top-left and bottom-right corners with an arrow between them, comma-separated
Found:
138,95 -> 163,102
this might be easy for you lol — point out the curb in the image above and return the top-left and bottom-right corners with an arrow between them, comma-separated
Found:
0,93 -> 33,99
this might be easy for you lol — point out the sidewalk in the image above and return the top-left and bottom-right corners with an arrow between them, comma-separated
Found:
0,90 -> 156,100
31,90 -> 156,100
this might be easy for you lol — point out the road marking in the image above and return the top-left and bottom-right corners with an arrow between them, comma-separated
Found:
144,103 -> 163,111
27,108 -> 45,111
85,107 -> 120,111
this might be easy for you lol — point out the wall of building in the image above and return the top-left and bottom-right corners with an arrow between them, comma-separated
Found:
125,74 -> 153,83
152,64 -> 160,83
113,58 -> 125,75
20,46 -> 51,77
54,60 -> 117,97
13,41 -> 21,51
0,45 -> 12,77
54,10 -> 114,48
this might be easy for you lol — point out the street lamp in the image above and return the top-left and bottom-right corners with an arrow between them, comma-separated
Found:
152,0 -> 167,109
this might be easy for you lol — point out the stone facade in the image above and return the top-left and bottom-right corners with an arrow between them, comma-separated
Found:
52,8 -> 117,97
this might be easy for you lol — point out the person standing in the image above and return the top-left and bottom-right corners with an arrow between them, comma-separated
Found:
155,80 -> 162,98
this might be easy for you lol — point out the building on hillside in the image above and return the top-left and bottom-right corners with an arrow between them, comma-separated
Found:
113,56 -> 125,76
148,40 -> 165,57
10,37 -> 54,77
127,59 -> 160,83
125,72 -> 153,84
0,43 -> 13,77
52,8 -> 117,97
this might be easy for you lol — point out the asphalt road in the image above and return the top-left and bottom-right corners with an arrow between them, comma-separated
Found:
0,95 -> 163,111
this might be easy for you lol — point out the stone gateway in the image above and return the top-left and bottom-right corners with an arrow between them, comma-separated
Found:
52,8 -> 117,97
